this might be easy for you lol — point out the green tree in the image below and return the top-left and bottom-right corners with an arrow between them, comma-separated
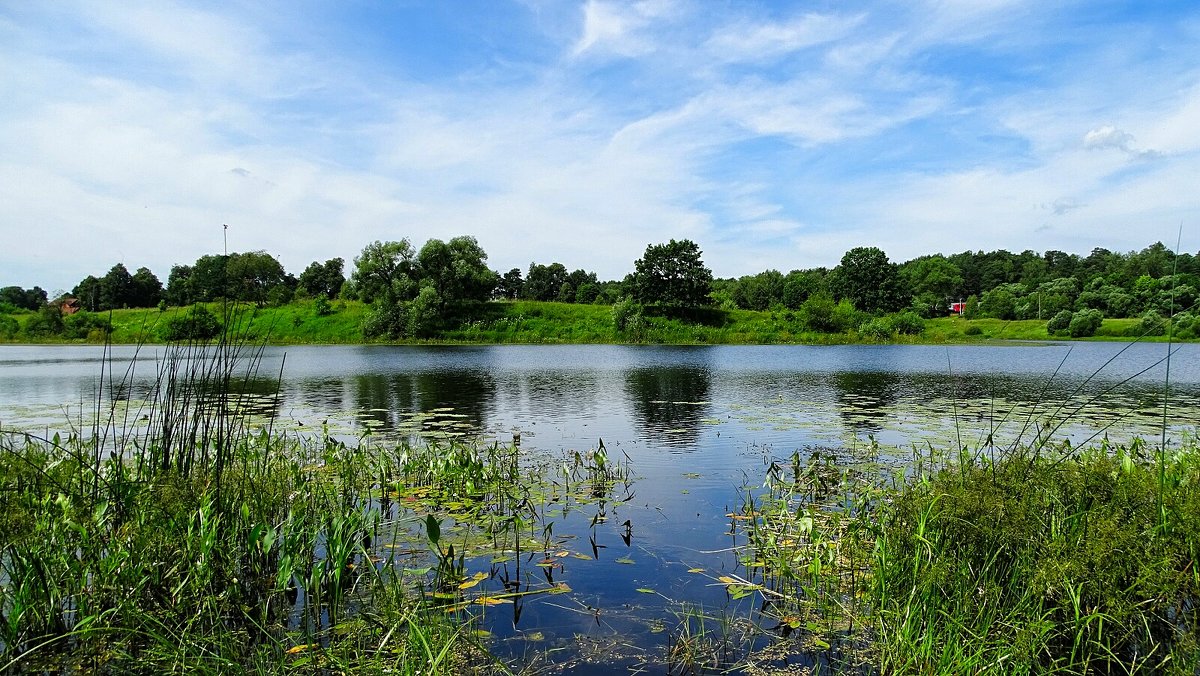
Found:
415,236 -> 497,307
100,263 -> 134,309
498,268 -> 524,299
629,239 -> 713,309
297,258 -> 345,299
130,267 -> 164,308
522,263 -> 569,301
830,246 -> 906,314
351,240 -> 416,304
901,255 -> 962,317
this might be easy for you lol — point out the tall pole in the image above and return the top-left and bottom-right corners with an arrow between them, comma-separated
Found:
223,223 -> 229,256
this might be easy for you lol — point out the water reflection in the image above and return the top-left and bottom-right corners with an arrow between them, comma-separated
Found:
624,365 -> 712,448
351,370 -> 495,434
831,371 -> 901,434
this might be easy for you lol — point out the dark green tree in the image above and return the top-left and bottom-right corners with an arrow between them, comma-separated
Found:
297,258 -> 345,298
630,239 -> 713,309
130,267 -> 164,308
830,247 -> 906,314
498,268 -> 524,299
522,263 -> 569,301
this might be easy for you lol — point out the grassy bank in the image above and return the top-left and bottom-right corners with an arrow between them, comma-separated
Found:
2,299 -> 1195,345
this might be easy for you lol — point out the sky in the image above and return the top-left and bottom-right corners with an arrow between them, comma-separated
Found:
2,0 -> 1199,294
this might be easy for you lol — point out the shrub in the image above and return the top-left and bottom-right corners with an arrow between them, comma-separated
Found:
62,311 -> 113,340
612,296 -> 644,333
1140,310 -> 1167,336
963,324 -> 983,336
891,310 -> 925,335
1046,309 -> 1073,334
163,305 -> 222,341
858,317 -> 893,340
314,294 -> 333,317
1068,308 -> 1103,338
0,315 -> 17,338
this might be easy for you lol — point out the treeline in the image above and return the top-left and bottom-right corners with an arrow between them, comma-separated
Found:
2,236 -> 1199,342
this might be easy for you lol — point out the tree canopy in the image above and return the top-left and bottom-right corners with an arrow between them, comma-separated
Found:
630,239 -> 713,309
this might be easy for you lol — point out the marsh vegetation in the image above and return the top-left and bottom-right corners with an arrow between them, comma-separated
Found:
2,336 -> 1198,673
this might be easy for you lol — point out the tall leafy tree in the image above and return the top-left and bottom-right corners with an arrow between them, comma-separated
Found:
830,246 -> 906,314
351,240 -> 416,304
297,258 -> 345,298
522,263 -> 569,301
630,239 -> 713,308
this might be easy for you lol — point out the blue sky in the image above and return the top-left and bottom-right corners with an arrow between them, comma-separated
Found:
2,1 -> 1199,293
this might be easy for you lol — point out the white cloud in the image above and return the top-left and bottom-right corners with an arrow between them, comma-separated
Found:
706,12 -> 865,62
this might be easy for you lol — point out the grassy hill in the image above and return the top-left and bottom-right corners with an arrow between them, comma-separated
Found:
0,299 -> 1188,345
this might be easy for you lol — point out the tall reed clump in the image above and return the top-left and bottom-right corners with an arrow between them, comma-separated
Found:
871,437 -> 1200,675
0,309 -> 498,674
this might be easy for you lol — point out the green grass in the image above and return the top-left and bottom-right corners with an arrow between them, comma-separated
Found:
3,300 -> 1198,345
720,438 -> 1200,675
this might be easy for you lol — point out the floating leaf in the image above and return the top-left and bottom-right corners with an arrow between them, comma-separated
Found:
687,568 -> 705,574
571,553 -> 593,560
615,557 -> 635,564
549,582 -> 572,594
474,596 -> 512,606
458,572 -> 488,590
636,588 -> 655,594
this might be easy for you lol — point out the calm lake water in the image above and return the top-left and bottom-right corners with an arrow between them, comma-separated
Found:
2,342 -> 1198,671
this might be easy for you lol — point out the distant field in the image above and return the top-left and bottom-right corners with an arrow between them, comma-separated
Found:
1,300 -> 1192,345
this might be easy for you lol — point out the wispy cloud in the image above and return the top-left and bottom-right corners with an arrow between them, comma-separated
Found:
2,0 -> 1198,292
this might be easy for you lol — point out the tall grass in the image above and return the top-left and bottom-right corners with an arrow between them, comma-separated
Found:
0,319 -> 509,673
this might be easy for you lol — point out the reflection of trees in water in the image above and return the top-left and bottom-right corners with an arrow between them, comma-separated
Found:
624,366 -> 712,448
832,371 -> 901,434
352,370 -> 494,433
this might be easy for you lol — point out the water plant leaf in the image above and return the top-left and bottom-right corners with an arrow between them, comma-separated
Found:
286,644 -> 313,654
474,596 -> 512,606
615,557 -> 635,564
458,572 -> 488,590
636,588 -> 655,594
687,568 -> 705,574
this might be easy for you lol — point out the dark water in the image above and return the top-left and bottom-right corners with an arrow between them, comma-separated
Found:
2,342 -> 1198,671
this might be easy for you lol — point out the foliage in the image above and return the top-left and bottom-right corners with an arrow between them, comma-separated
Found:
296,257 -> 345,299
829,246 -> 907,314
1046,309 -> 1073,334
0,314 -> 18,338
22,304 -> 65,337
962,294 -> 980,320
350,239 -> 417,304
1140,310 -> 1167,336
629,239 -> 713,309
163,305 -> 223,341
890,310 -> 925,335
874,443 -> 1200,674
61,311 -> 113,340
0,285 -> 47,311
1068,308 -> 1103,337
521,262 -> 569,302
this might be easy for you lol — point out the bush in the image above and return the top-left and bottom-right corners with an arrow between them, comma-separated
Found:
963,324 -> 983,336
1068,308 -> 1103,338
891,310 -> 925,335
1046,309 -> 1073,334
612,296 -> 644,333
858,317 -> 893,340
62,312 -> 113,340
314,294 -> 333,317
23,305 -> 64,337
0,315 -> 18,338
1140,310 -> 1167,336
163,305 -> 222,341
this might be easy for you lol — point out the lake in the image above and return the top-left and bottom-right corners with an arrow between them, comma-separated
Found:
2,341 -> 1197,672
